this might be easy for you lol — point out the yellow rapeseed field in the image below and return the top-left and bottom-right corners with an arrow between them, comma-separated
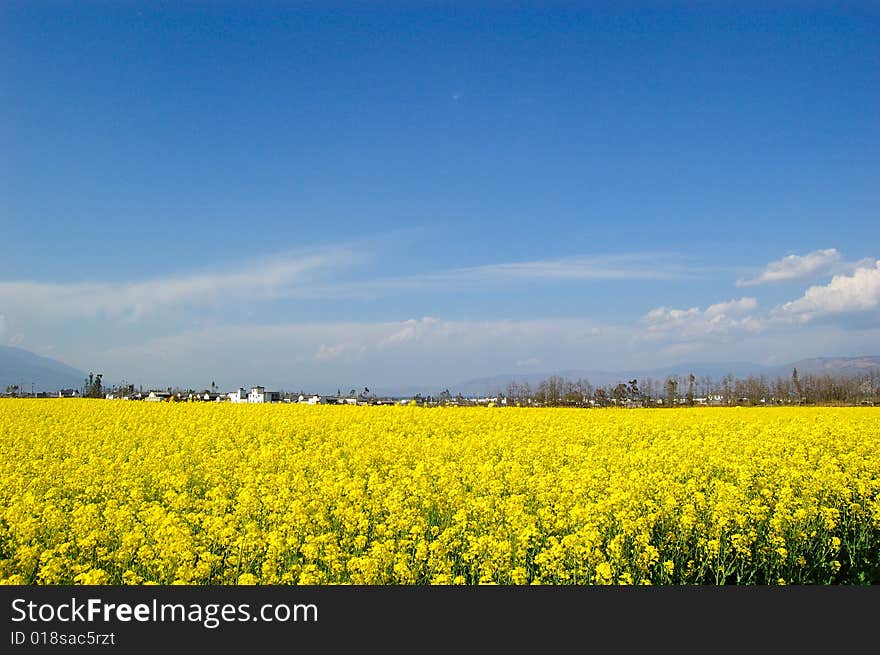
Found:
1,399 -> 878,585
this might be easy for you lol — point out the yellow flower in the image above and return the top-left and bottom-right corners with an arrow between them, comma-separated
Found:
1,400 -> 877,585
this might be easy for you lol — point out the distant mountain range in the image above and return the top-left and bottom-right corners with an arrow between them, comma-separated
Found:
450,357 -> 880,397
0,346 -> 86,393
785,356 -> 880,376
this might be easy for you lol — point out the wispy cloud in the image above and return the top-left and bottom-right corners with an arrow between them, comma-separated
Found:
778,259 -> 880,322
0,250 -> 709,324
0,248 -> 360,319
457,254 -> 698,281
736,248 -> 840,287
315,253 -> 704,299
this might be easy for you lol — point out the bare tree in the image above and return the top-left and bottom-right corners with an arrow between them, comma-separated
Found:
665,377 -> 678,407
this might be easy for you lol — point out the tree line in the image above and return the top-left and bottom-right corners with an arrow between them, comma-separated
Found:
499,368 -> 880,407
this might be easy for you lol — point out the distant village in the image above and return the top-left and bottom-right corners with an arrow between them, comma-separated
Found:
4,365 -> 879,407
38,385 -> 506,407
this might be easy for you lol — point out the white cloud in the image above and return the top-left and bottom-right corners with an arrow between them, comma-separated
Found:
737,248 -> 840,287
0,314 -> 5,339
378,317 -> 444,347
705,297 -> 758,317
642,297 -> 763,340
643,306 -> 701,323
314,342 -> 366,362
779,260 -> 880,322
0,248 -> 358,319
314,344 -> 347,361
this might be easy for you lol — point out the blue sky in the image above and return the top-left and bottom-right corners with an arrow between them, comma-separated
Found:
2,2 -> 879,391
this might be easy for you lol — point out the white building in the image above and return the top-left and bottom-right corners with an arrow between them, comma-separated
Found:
248,386 -> 282,403
228,388 -> 248,403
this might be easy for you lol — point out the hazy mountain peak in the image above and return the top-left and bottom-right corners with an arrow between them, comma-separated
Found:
0,346 -> 86,392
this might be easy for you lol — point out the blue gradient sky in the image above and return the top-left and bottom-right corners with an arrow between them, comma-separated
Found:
2,2 -> 879,391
